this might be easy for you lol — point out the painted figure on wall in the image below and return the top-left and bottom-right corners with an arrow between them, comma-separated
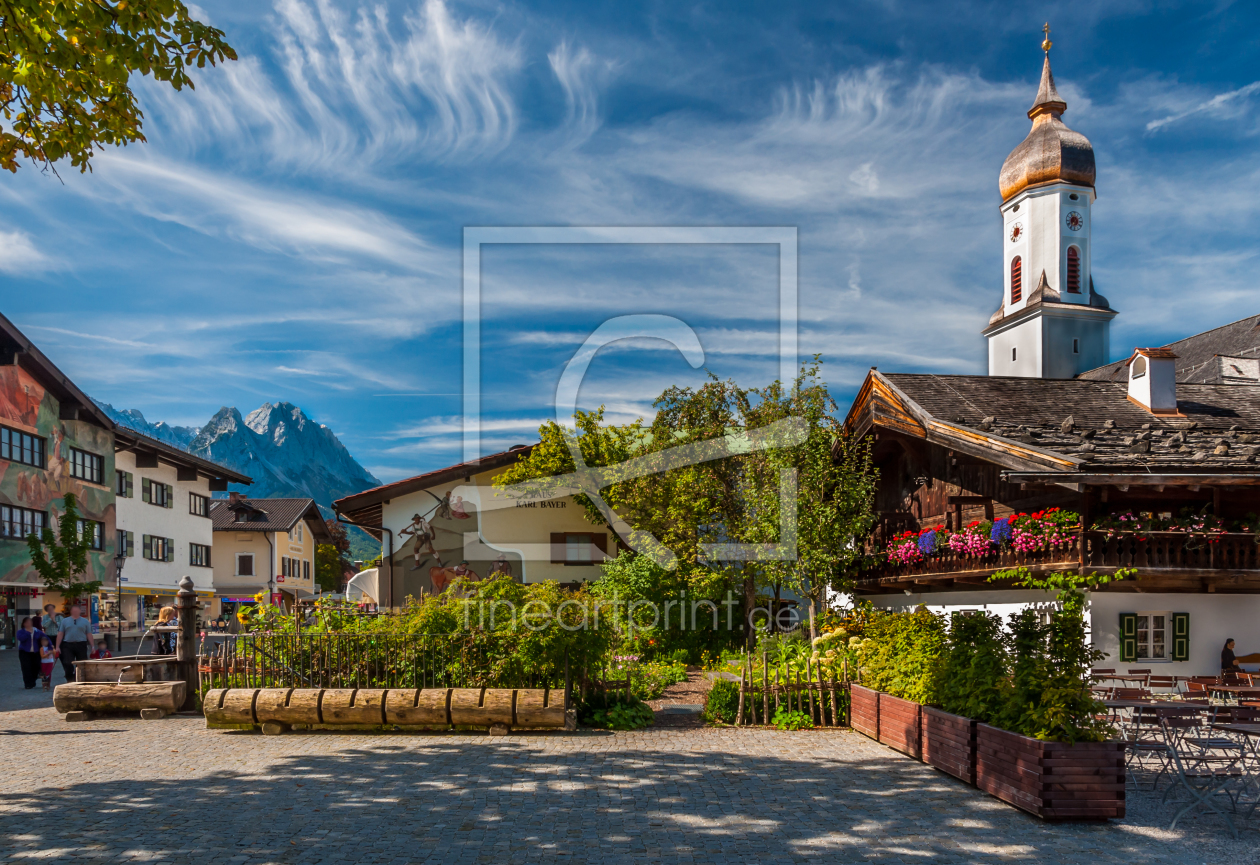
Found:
399,513 -> 441,571
490,554 -> 512,577
434,491 -> 473,521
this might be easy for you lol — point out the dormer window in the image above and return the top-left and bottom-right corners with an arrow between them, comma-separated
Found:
1066,246 -> 1081,293
1131,356 -> 1147,379
1010,256 -> 1022,303
234,510 -> 248,522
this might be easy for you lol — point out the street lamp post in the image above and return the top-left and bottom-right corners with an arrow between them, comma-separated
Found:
112,551 -> 126,655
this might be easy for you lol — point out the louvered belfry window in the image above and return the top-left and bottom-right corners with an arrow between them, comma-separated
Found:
1067,246 -> 1081,293
1010,256 -> 1022,303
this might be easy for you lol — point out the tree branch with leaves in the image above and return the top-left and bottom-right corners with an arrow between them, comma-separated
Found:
26,491 -> 101,600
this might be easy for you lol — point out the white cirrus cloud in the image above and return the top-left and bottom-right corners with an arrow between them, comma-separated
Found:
0,230 -> 50,274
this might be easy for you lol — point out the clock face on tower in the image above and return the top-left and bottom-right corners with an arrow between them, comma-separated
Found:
1009,222 -> 1023,243
1066,211 -> 1084,231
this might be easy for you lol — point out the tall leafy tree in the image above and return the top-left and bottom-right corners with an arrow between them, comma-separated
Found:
26,492 -> 100,598
1,0 -> 236,173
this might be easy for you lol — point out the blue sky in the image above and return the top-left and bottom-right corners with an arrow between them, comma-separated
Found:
2,0 -> 1259,483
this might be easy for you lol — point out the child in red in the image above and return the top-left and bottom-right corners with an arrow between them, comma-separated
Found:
39,636 -> 56,691
90,640 -> 112,660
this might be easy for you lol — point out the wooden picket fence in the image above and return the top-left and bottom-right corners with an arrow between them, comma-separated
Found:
731,653 -> 851,727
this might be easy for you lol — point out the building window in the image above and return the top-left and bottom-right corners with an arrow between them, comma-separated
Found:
116,530 -> 134,557
116,470 -> 134,498
289,523 -> 304,543
69,448 -> 103,484
566,534 -> 592,565
1132,356 -> 1147,379
1,426 -> 46,468
189,492 -> 210,517
190,543 -> 212,568
1011,347 -> 1017,362
236,553 -> 255,577
142,478 -> 173,508
1136,613 -> 1168,660
1010,256 -> 1022,303
1,505 -> 46,540
303,560 -> 310,581
1066,246 -> 1081,293
76,519 -> 104,551
1073,338 -> 1080,354
142,535 -> 174,562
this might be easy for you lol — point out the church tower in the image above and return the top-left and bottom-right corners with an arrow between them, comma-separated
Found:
983,28 -> 1116,378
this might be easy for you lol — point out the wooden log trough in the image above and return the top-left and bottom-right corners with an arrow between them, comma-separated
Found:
204,687 -> 575,734
53,681 -> 186,720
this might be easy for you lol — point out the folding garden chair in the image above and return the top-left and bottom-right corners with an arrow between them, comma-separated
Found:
1158,708 -> 1248,839
1125,705 -> 1173,791
1148,675 -> 1176,694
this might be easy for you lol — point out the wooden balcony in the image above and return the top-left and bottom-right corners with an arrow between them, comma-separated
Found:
855,532 -> 1260,594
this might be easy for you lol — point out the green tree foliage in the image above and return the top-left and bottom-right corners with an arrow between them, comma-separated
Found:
314,543 -> 345,593
936,612 -> 1007,724
495,360 -> 877,649
1,0 -> 237,173
26,492 -> 99,598
855,607 -> 947,705
740,360 -> 877,639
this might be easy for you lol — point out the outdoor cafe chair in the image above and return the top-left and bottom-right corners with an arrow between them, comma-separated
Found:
1148,675 -> 1176,693
1128,669 -> 1152,685
1125,706 -> 1174,791
1157,708 -> 1248,839
1113,687 -> 1152,701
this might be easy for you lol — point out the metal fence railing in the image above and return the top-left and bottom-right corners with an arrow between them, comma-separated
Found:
198,633 -> 578,693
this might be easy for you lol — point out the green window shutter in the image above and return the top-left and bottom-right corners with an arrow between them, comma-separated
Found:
164,484 -> 173,508
1172,613 -> 1190,661
126,531 -> 134,557
126,472 -> 134,498
142,534 -> 151,559
1119,612 -> 1138,663
142,478 -> 151,503
165,539 -> 174,562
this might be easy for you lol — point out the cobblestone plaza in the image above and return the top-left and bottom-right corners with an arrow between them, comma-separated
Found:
1,658 -> 1257,864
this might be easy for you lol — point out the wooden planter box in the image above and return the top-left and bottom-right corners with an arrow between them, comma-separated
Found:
975,724 -> 1125,820
921,706 -> 976,785
878,692 -> 921,758
850,684 -> 879,739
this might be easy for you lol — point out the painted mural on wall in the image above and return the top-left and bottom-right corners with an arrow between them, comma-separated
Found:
391,489 -> 520,598
0,366 -> 115,586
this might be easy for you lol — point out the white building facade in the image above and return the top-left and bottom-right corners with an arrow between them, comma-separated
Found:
112,430 -> 251,626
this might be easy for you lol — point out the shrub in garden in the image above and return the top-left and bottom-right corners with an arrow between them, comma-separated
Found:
855,608 -> 946,704
702,677 -> 741,724
936,612 -> 1007,724
579,695 -> 655,730
772,708 -> 814,730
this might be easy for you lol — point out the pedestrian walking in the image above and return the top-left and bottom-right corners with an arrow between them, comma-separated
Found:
15,618 -> 42,689
39,637 -> 56,691
40,604 -> 61,633
54,605 -> 93,682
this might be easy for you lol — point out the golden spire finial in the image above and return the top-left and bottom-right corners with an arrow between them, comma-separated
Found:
1042,22 -> 1052,53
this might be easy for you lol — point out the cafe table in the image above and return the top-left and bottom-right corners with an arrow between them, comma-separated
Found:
1210,723 -> 1260,818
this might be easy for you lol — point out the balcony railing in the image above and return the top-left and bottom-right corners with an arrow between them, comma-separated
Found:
858,532 -> 1260,585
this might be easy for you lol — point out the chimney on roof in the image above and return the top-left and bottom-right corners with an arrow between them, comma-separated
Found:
1126,347 -> 1179,415
229,491 -> 242,505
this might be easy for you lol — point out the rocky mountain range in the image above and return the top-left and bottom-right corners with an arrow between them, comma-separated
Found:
93,398 -> 381,514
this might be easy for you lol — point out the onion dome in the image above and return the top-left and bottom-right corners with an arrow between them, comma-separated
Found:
998,54 -> 1095,202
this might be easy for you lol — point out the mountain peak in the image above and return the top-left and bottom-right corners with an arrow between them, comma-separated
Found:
93,398 -> 379,509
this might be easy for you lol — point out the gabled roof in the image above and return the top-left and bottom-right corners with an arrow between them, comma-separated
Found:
0,311 -> 114,429
115,427 -> 252,485
333,445 -> 534,537
210,496 -> 331,541
1079,313 -> 1260,383
845,370 -> 1260,475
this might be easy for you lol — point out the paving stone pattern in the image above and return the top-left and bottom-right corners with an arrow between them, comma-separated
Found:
0,657 -> 1257,863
